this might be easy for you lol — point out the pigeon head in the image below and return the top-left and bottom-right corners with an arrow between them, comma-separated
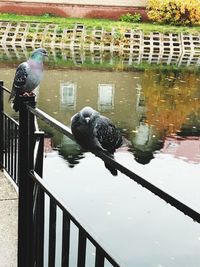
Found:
80,106 -> 99,124
31,48 -> 48,61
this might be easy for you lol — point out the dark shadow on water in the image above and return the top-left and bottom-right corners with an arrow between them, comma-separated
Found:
58,138 -> 119,176
57,136 -> 84,168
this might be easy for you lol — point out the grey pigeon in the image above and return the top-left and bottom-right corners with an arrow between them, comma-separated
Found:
71,106 -> 122,175
9,48 -> 48,112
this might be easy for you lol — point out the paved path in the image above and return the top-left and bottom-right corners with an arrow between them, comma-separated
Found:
0,171 -> 18,267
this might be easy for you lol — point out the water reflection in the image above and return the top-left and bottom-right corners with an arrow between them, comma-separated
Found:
1,42 -> 200,68
162,136 -> 200,164
129,118 -> 164,164
2,61 -> 200,166
2,50 -> 200,266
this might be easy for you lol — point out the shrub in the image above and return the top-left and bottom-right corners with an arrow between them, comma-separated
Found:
120,13 -> 141,23
147,0 -> 200,26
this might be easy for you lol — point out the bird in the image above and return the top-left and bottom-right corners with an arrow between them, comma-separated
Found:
71,106 -> 122,175
9,47 -> 48,112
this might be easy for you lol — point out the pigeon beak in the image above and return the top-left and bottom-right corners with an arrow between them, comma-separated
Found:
43,51 -> 48,57
85,117 -> 90,124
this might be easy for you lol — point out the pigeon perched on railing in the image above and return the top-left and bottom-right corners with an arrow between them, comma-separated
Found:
71,106 -> 122,175
9,47 -> 48,112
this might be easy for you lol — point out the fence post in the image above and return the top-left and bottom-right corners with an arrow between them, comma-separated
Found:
34,131 -> 45,266
18,95 -> 36,267
0,80 -> 4,169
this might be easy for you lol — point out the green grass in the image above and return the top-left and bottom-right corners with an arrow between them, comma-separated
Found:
1,13 -> 200,33
3,54 -> 200,73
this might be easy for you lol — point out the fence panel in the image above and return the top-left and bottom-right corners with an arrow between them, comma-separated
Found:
1,81 -> 200,267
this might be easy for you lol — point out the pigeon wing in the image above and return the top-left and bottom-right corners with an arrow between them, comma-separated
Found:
9,62 -> 28,101
95,116 -> 122,153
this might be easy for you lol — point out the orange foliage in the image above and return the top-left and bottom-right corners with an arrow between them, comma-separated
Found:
141,71 -> 200,136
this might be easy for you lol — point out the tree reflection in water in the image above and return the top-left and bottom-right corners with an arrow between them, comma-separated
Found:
2,53 -> 200,167
40,69 -> 200,168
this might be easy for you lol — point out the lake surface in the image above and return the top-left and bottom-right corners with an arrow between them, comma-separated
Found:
1,55 -> 200,266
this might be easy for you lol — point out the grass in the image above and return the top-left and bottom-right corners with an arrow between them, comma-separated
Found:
1,13 -> 200,33
0,13 -> 200,73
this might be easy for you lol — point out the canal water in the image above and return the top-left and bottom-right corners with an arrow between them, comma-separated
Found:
1,51 -> 200,267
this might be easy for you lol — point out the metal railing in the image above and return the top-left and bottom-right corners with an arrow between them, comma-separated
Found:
0,81 -> 122,267
0,81 -> 19,183
0,80 -> 200,267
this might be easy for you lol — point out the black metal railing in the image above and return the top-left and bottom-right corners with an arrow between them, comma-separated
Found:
0,80 -> 200,267
0,82 -> 122,267
0,81 -> 19,184
18,94 -> 122,267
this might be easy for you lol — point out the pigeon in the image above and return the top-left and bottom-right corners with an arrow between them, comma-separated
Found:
71,106 -> 122,175
9,47 -> 48,112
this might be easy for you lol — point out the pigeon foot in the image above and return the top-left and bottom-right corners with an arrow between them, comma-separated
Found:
22,92 -> 36,97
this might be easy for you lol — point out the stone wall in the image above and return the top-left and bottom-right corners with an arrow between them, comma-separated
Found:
0,0 -> 147,7
0,0 -> 148,20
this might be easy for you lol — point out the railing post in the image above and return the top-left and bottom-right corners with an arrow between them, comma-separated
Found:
18,95 -> 36,267
0,80 -> 4,169
34,131 -> 45,266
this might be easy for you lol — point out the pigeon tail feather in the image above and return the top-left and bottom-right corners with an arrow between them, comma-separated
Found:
12,95 -> 20,112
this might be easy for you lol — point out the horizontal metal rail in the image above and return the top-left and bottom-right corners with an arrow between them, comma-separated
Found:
27,105 -> 74,140
27,104 -> 200,224
3,111 -> 19,126
1,85 -> 11,94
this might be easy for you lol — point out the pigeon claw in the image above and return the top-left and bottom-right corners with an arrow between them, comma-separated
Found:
22,92 -> 36,97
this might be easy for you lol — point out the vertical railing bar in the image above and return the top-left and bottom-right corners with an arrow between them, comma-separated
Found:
10,121 -> 14,177
7,119 -> 11,174
32,182 -> 39,266
35,184 -> 45,266
14,123 -> 18,184
34,132 -> 45,176
28,107 -> 35,170
33,183 -> 39,217
5,117 -> 9,172
61,211 -> 70,267
33,131 -> 45,266
13,121 -> 17,182
4,116 -> 8,170
0,80 -> 4,169
2,114 -> 5,167
48,198 -> 57,267
77,228 -> 87,267
34,139 -> 40,167
95,247 -> 105,267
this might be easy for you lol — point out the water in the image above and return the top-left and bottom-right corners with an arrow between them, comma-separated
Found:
1,56 -> 200,266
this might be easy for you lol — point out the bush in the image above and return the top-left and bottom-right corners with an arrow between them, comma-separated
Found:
120,13 -> 141,23
147,0 -> 200,26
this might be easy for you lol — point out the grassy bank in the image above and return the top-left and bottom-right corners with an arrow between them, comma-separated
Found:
0,13 -> 199,73
1,13 -> 200,33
